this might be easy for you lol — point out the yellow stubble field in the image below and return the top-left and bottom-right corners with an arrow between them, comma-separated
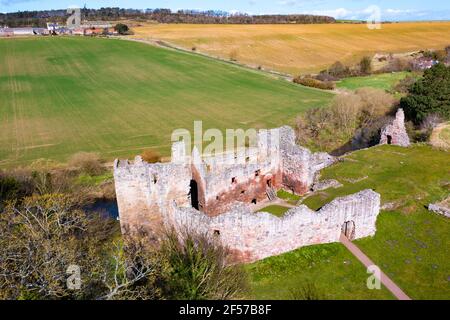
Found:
132,22 -> 450,75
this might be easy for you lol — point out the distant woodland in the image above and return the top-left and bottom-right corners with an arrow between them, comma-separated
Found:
0,7 -> 336,27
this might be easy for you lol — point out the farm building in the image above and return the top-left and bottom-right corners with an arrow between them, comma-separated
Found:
12,28 -> 34,36
411,57 -> 438,70
72,28 -> 85,35
84,28 -> 105,35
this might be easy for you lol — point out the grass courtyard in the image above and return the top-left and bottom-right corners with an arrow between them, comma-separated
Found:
257,205 -> 291,217
0,37 -> 332,168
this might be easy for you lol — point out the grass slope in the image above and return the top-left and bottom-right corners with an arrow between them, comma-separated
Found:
133,22 -> 450,75
247,242 -> 394,300
337,72 -> 410,91
0,37 -> 332,167
301,144 -> 450,299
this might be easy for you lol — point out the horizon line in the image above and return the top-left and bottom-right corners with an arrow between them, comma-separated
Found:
0,7 -> 449,23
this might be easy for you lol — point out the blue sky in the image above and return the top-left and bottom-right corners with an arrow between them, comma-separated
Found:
1,0 -> 450,21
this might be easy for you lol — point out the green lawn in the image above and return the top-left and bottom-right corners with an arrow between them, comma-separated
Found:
301,144 -> 450,299
258,205 -> 291,217
337,72 -> 410,91
0,37 -> 332,168
277,189 -> 301,205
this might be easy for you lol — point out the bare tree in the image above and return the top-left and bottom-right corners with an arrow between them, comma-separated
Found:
100,236 -> 161,300
0,194 -> 116,299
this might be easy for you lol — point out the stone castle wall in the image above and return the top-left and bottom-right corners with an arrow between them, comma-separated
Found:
171,189 -> 381,263
113,126 -> 381,263
114,157 -> 191,238
114,126 -> 334,233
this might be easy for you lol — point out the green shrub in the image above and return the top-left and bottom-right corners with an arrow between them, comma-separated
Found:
114,23 -> 131,35
289,282 -> 326,300
293,77 -> 335,90
359,56 -> 372,75
159,229 -> 248,300
68,152 -> 104,176
393,75 -> 418,94
401,63 -> 450,124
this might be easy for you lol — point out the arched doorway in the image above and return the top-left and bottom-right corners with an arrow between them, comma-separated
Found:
189,180 -> 199,210
342,221 -> 356,240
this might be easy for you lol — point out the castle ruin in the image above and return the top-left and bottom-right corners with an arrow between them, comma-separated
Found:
114,126 -> 381,263
380,108 -> 411,147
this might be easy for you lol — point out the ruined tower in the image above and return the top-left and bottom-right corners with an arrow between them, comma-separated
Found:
380,108 -> 411,147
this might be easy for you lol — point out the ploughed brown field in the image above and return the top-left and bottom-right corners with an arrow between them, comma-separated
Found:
133,22 -> 450,75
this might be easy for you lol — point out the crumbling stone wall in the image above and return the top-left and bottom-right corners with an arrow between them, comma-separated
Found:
192,128 -> 283,215
428,198 -> 450,218
380,108 -> 411,147
171,190 -> 381,263
115,126 -> 334,224
114,125 -> 382,263
114,157 -> 191,239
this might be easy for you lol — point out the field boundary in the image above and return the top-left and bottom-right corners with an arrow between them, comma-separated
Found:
122,36 -> 294,80
119,36 -> 340,95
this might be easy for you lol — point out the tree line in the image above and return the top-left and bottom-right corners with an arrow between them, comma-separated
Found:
0,7 -> 335,28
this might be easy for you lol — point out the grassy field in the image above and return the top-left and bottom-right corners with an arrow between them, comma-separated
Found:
133,22 -> 450,75
0,37 -> 332,168
336,72 -> 411,91
299,144 -> 450,299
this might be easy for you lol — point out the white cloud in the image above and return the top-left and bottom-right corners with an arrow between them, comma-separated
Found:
277,0 -> 297,6
306,7 -> 352,19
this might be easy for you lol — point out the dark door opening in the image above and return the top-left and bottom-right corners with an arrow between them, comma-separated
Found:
267,179 -> 272,188
190,180 -> 199,210
342,221 -> 356,241
387,135 -> 393,145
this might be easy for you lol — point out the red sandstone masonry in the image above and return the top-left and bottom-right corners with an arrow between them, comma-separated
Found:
171,190 -> 381,263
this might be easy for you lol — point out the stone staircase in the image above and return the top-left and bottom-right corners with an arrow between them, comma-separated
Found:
266,187 -> 277,202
